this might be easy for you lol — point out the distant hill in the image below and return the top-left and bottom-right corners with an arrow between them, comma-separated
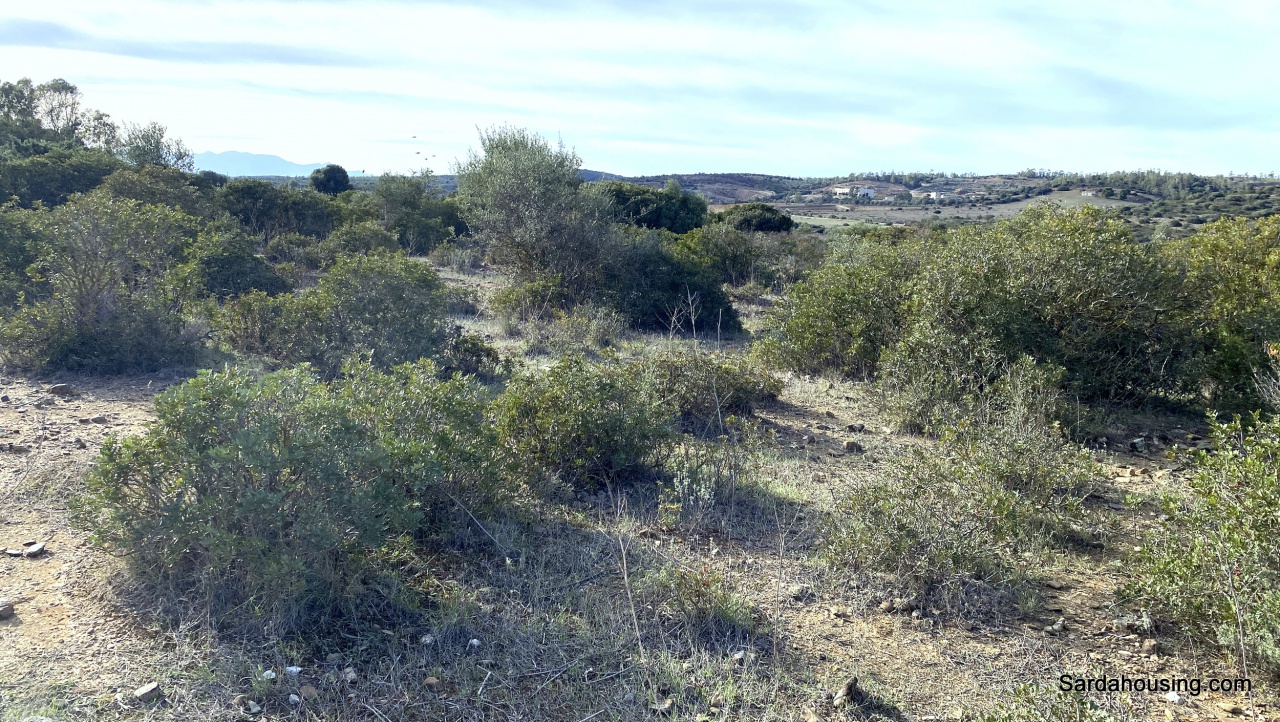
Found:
194,152 -> 337,178
429,169 -> 619,193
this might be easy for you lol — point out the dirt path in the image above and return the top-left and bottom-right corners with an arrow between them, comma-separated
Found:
0,374 -> 180,714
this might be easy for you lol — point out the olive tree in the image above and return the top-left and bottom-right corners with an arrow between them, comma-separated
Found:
453,126 -> 613,296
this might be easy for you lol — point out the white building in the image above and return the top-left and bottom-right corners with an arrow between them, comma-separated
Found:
832,186 -> 852,196
856,187 -> 875,199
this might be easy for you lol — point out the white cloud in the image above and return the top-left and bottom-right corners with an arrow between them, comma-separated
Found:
1,0 -> 1277,175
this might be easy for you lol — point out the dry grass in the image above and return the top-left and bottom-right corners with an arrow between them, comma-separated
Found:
1,265 -> 1274,721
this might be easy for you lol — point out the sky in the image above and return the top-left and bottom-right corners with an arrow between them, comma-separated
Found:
1,0 -> 1277,177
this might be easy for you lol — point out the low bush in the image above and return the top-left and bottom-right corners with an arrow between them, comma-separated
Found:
0,191 -> 202,372
326,220 -> 400,256
491,355 -> 675,491
598,229 -> 741,334
519,304 -> 631,357
489,276 -> 570,329
215,250 -> 450,374
660,417 -> 766,527
190,234 -> 291,299
436,328 -> 507,381
264,231 -> 330,269
1161,216 -> 1280,411
0,206 -> 40,311
1125,414 -> 1280,678
644,350 -> 780,432
763,205 -> 1208,418
0,296 -> 197,373
713,202 -> 796,233
72,360 -> 510,635
897,205 -> 1187,407
826,367 -> 1103,613
756,237 -> 922,378
444,286 -> 480,317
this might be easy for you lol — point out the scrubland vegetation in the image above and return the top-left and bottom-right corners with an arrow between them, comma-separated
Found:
3,77 -> 1280,721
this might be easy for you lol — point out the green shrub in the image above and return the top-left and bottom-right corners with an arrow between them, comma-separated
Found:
1161,216 -> 1280,410
592,178 -> 708,234
598,229 -> 741,334
443,285 -> 480,317
190,234 -> 290,299
0,205 -> 41,313
894,205 -> 1187,407
878,328 -> 1052,434
0,191 -> 201,372
713,202 -> 796,233
215,251 -> 450,374
757,237 -> 922,378
1126,414 -> 1280,677
644,350 -> 780,432
264,231 -> 329,269
326,220 -> 400,256
455,128 -> 739,335
826,367 -> 1102,612
100,165 -> 213,218
492,355 -> 675,491
666,224 -> 764,287
765,205 -> 1199,415
0,296 -> 196,373
489,276 -> 570,328
436,328 -> 507,380
72,360 -> 509,634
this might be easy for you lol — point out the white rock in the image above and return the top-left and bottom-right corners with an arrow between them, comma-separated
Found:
260,669 -> 277,680
420,634 -> 434,645
1164,692 -> 1182,704
289,694 -> 301,704
468,638 -> 481,648
285,666 -> 302,676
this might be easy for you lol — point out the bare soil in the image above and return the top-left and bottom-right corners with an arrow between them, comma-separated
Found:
1,287 -> 1273,721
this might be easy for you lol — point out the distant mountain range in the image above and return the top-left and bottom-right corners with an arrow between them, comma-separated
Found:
193,152 -> 364,178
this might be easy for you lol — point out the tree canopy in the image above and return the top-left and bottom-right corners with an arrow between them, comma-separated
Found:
592,178 -> 707,233
310,164 -> 353,195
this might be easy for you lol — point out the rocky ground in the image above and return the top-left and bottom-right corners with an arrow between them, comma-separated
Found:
1,294 -> 1274,721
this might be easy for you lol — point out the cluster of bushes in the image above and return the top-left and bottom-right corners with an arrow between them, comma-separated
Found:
213,251 -> 453,375
761,204 -> 1280,426
5,95 -> 826,373
593,178 -> 708,234
0,192 -> 203,372
73,348 -> 778,633
453,127 -> 745,335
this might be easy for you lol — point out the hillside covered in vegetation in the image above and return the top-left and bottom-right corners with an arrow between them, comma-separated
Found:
3,77 -> 1280,722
